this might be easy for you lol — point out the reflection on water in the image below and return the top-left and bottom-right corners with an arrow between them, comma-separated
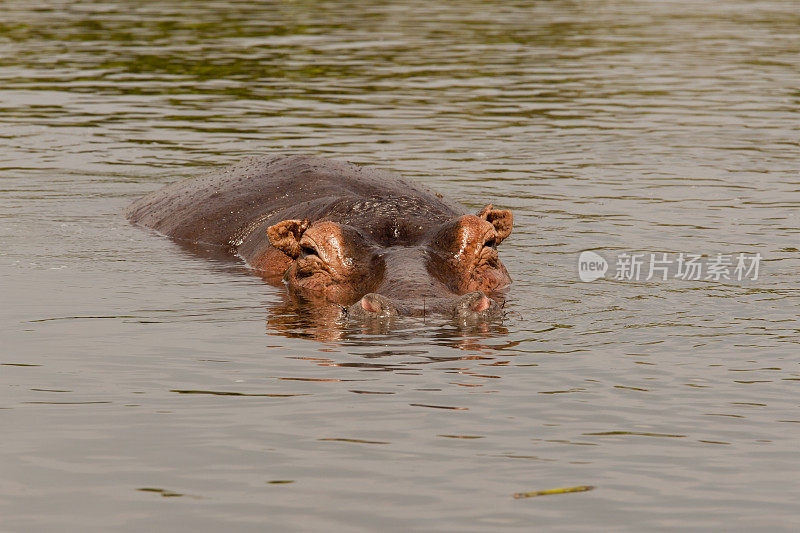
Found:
263,288 -> 511,344
1,0 -> 800,530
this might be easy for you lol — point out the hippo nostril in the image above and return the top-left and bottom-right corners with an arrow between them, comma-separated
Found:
360,294 -> 385,314
470,293 -> 492,313
349,293 -> 398,320
453,291 -> 500,322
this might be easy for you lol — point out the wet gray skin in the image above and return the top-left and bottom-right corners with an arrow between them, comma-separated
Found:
126,155 -> 513,325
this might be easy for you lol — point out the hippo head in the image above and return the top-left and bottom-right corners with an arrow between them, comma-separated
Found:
267,205 -> 512,323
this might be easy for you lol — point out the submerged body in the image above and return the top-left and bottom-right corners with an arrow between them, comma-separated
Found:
125,155 -> 513,322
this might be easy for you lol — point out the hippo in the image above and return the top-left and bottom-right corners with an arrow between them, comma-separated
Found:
124,155 -> 513,322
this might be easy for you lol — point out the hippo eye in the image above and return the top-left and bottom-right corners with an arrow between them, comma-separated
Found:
300,243 -> 318,257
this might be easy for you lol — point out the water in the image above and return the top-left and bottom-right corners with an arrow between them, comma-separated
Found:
2,0 -> 799,530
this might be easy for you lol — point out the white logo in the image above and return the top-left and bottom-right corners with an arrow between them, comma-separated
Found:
578,250 -> 608,282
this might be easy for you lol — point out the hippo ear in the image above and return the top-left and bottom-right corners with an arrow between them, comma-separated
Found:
477,205 -> 513,244
267,219 -> 309,258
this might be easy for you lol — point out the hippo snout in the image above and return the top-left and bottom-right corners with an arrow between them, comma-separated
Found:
347,291 -> 501,323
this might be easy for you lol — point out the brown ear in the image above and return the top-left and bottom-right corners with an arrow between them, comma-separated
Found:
267,219 -> 309,258
477,204 -> 513,244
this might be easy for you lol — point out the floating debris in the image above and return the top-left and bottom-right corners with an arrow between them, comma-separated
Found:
513,485 -> 594,499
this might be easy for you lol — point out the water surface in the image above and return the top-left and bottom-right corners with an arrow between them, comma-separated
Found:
2,0 -> 800,530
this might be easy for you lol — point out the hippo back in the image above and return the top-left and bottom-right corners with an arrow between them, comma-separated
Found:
124,155 -> 464,248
